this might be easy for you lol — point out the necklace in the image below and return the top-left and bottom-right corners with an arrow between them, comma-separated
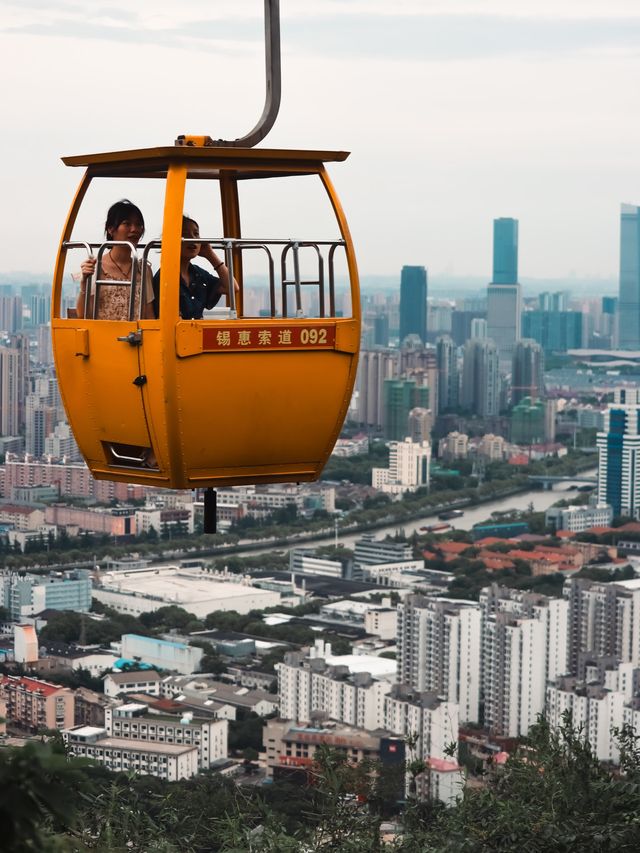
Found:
109,252 -> 132,280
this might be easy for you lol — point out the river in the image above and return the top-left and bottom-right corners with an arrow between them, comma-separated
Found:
226,469 -> 598,558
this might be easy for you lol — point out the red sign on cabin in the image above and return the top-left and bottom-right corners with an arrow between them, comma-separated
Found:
202,325 -> 336,352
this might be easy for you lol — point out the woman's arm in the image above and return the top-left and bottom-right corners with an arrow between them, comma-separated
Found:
198,244 -> 239,300
76,257 -> 96,318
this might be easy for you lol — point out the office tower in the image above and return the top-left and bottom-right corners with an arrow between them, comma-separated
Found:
399,265 -> 427,345
397,594 -> 481,723
597,388 -> 640,517
450,310 -> 486,346
521,310 -> 583,353
618,204 -> 640,349
511,339 -> 544,405
480,585 -> 569,737
0,296 -> 23,334
487,218 -> 521,362
373,315 -> 389,347
354,349 -> 400,428
0,335 -> 29,436
539,291 -> 569,312
460,338 -> 499,417
435,335 -> 458,412
492,218 -> 518,284
601,295 -> 619,348
563,577 -> 640,672
371,437 -> 431,495
383,378 -> 429,440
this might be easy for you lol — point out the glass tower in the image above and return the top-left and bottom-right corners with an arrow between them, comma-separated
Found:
492,218 -> 518,284
399,266 -> 427,345
618,204 -> 640,350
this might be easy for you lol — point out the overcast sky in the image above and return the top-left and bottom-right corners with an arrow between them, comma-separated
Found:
1,0 -> 639,282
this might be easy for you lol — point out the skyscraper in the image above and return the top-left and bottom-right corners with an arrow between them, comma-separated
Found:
383,378 -> 429,440
511,339 -> 544,405
492,218 -> 519,284
618,204 -> 640,350
397,595 -> 481,723
399,265 -> 427,345
487,218 -> 521,362
460,338 -> 500,417
597,388 -> 640,517
435,335 -> 458,412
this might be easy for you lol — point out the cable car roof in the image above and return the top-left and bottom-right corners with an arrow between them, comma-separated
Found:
62,145 -> 350,180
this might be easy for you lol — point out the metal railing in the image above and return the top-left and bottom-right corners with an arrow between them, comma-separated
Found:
63,236 -> 347,320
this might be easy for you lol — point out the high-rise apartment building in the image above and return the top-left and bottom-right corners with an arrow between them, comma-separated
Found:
511,339 -> 544,405
354,349 -> 400,428
597,388 -> 640,517
618,204 -> 640,349
487,218 -> 521,362
397,595 -> 481,723
563,576 -> 640,672
0,296 -> 23,334
480,585 -> 569,737
383,378 -> 429,440
435,335 -> 458,412
460,338 -> 500,417
30,294 -> 51,327
0,335 -> 29,436
399,266 -> 427,345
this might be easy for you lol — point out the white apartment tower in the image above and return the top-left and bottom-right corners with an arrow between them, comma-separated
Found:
480,584 -> 569,737
563,577 -> 640,672
397,595 -> 481,723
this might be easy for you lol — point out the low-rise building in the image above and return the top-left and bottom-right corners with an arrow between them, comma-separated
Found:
63,726 -> 199,781
545,502 -> 614,533
1,569 -> 92,620
0,675 -> 74,731
93,566 -> 280,619
103,669 -> 162,698
160,675 -> 278,716
121,634 -> 203,676
106,702 -> 228,770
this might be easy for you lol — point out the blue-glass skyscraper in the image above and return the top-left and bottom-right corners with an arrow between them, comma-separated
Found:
487,218 -> 521,362
597,388 -> 640,517
618,204 -> 640,350
492,218 -> 519,284
399,265 -> 427,345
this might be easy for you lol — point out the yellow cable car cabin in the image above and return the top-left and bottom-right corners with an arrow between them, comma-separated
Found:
51,144 -> 360,496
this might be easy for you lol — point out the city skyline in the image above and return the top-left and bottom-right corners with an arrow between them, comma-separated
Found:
1,1 -> 639,278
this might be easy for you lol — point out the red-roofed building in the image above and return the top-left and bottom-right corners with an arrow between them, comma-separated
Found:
482,558 -> 516,572
0,504 -> 45,531
615,522 -> 640,534
508,454 -> 529,466
475,537 -> 513,547
555,530 -> 576,540
0,675 -> 74,731
424,757 -> 465,805
436,541 -> 473,556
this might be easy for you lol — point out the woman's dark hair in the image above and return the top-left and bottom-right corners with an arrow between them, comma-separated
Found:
182,215 -> 199,232
105,199 -> 145,239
